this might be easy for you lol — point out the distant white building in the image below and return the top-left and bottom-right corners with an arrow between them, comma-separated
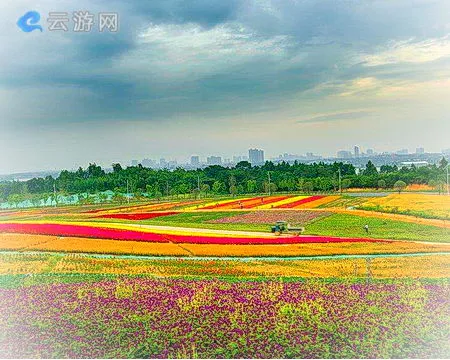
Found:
400,161 -> 429,168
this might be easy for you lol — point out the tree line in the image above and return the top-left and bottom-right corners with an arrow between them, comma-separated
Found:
1,158 -> 448,203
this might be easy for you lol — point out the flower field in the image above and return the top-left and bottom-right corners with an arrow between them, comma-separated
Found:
203,196 -> 291,210
276,195 -> 324,208
256,195 -> 308,209
0,221 -> 391,244
1,195 -> 449,359
317,196 -> 375,209
0,276 -> 448,358
292,195 -> 340,209
359,193 -> 450,219
1,252 -> 450,278
184,198 -> 252,210
86,200 -> 205,215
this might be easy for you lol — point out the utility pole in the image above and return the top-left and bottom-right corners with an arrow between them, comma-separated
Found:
447,165 -> 449,196
338,167 -> 342,194
268,172 -> 271,196
53,182 -> 57,208
197,175 -> 201,199
126,180 -> 130,205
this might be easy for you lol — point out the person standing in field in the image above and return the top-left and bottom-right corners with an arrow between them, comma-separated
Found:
364,224 -> 369,234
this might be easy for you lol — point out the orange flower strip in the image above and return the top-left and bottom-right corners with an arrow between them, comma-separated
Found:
2,233 -> 448,257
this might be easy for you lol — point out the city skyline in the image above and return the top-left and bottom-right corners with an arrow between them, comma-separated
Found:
5,145 -> 447,176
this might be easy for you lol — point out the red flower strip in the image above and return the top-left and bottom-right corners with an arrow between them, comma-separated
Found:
0,222 -> 388,245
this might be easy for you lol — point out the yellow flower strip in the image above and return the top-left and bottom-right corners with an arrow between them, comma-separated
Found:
255,195 -> 307,209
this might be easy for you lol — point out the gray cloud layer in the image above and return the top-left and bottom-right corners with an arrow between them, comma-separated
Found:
1,0 -> 450,172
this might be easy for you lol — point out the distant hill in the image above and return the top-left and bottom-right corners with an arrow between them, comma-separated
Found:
0,170 -> 60,182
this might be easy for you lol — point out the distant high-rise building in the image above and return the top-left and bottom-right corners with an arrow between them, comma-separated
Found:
354,145 -> 360,158
366,149 -> 374,156
142,158 -> 155,168
337,150 -> 352,159
131,160 -> 138,166
248,148 -> 264,165
396,149 -> 408,155
206,156 -> 222,165
190,156 -> 200,167
232,156 -> 242,163
159,158 -> 167,167
167,160 -> 177,168
416,147 -> 425,154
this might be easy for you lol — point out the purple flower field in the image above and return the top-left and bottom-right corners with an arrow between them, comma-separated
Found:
0,278 -> 449,358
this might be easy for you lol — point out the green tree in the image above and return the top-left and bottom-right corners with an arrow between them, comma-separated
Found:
212,181 -> 224,195
363,160 -> 378,176
377,179 -> 386,189
112,163 -> 123,173
246,180 -> 257,193
296,178 -> 304,192
342,178 -> 352,191
394,180 -> 407,194
304,181 -> 314,193
201,184 -> 210,197
436,180 -> 446,195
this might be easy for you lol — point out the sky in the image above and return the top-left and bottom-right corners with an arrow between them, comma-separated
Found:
1,0 -> 450,173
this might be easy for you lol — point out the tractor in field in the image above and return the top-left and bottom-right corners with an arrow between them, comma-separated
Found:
271,221 -> 305,236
